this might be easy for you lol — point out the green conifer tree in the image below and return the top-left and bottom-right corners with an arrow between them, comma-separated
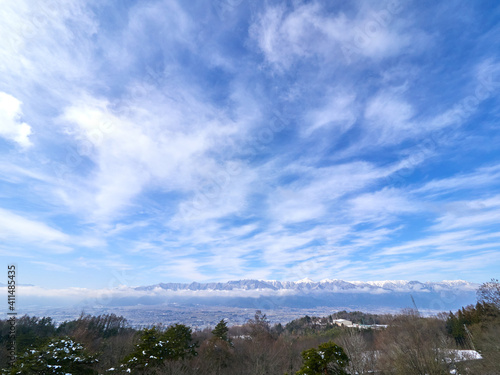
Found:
121,324 -> 197,372
296,341 -> 349,375
212,319 -> 230,343
4,337 -> 97,375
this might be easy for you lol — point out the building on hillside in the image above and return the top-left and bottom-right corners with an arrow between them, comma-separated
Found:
333,319 -> 353,327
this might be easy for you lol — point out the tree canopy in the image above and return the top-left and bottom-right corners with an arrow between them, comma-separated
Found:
3,337 -> 97,375
122,324 -> 197,372
296,341 -> 349,375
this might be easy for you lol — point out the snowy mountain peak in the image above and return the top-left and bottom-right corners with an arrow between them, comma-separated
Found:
296,278 -> 315,283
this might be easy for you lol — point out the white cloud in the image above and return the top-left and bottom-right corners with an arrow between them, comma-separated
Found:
415,164 -> 500,195
431,196 -> 500,232
0,161 -> 52,184
380,230 -> 482,256
348,187 -> 418,221
250,2 -> 417,69
265,159 -> 407,227
0,207 -> 105,254
0,0 -> 498,286
0,92 -> 32,147
356,251 -> 500,282
0,0 -> 97,97
171,161 -> 257,226
304,92 -> 357,136
57,89 -> 241,221
0,208 -> 69,248
364,91 -> 415,144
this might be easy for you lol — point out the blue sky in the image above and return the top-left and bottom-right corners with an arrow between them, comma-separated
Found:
1,0 -> 500,289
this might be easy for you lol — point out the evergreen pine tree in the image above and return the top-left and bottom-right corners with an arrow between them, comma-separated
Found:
296,341 -> 349,375
4,337 -> 97,375
212,319 -> 230,343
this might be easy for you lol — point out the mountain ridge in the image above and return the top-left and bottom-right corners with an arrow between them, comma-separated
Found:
134,279 -> 478,293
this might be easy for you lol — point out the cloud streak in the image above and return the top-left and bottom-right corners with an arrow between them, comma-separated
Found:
0,0 -> 499,288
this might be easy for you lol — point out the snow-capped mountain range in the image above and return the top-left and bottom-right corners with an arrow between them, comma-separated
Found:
135,278 -> 478,293
127,279 -> 479,312
7,279 -> 479,314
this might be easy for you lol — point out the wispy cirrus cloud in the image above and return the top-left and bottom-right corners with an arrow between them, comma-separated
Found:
0,208 -> 69,248
0,0 -> 499,289
249,1 -> 421,70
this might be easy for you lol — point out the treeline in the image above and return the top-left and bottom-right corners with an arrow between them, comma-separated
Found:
445,301 -> 500,370
330,310 -> 392,324
0,279 -> 499,374
284,310 -> 392,336
0,313 -> 136,373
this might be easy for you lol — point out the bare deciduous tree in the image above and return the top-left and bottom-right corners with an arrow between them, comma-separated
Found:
477,278 -> 500,308
338,330 -> 376,374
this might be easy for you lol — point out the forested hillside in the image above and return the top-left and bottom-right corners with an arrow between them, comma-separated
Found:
1,280 -> 499,374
